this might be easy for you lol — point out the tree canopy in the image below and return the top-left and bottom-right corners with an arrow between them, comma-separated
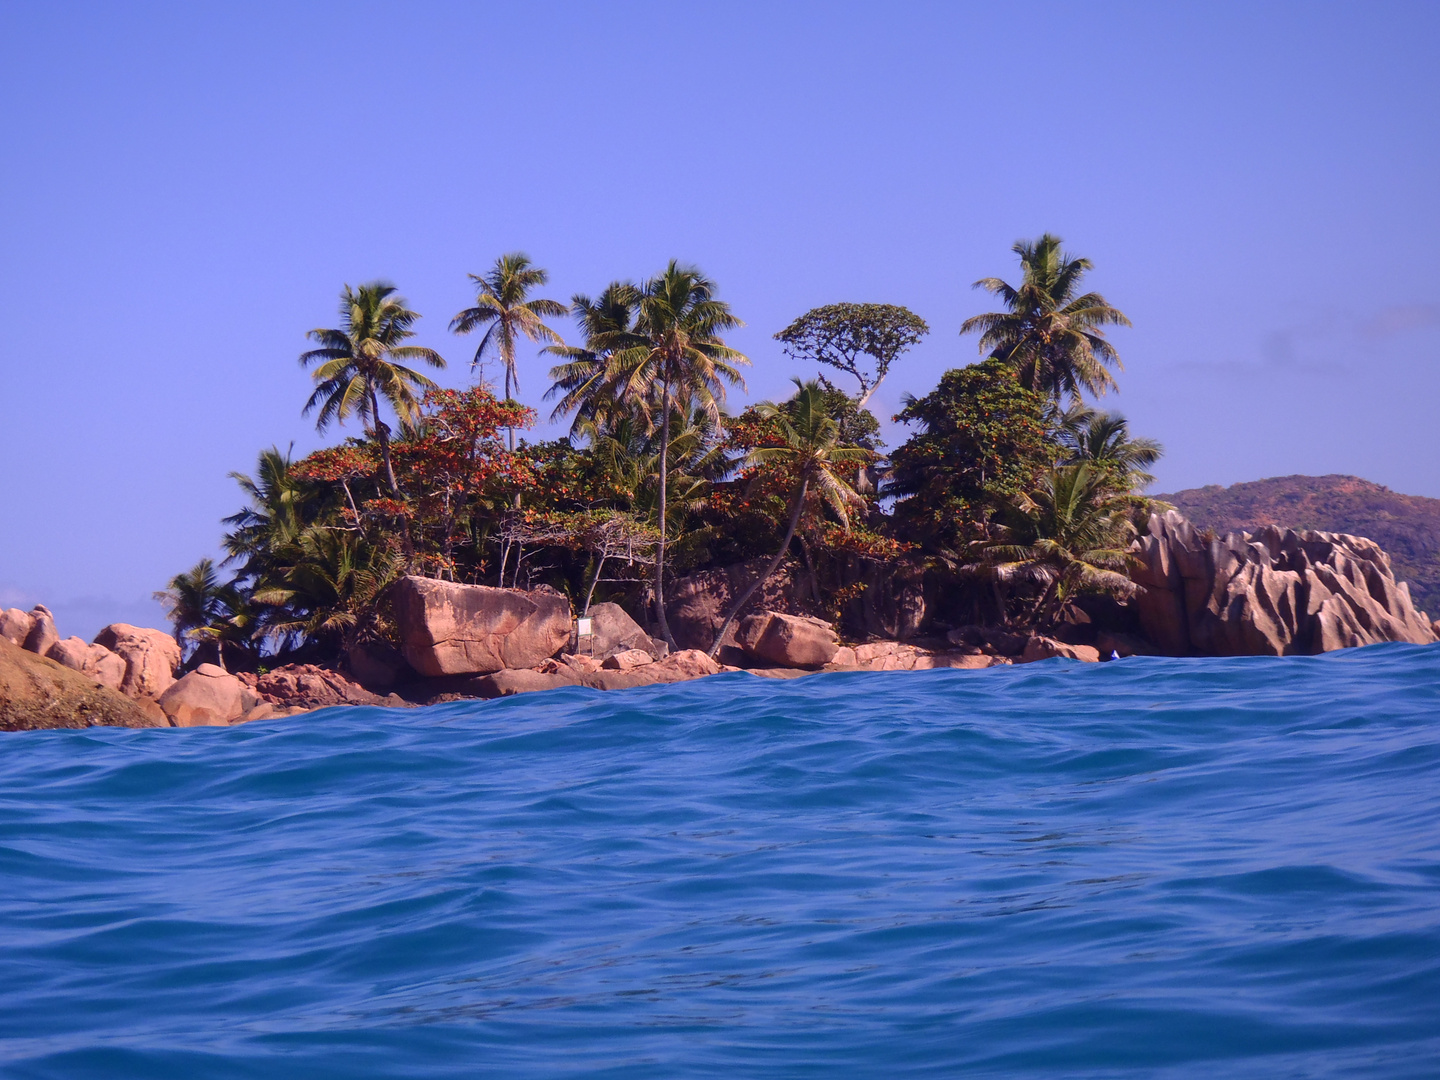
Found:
775,302 -> 929,408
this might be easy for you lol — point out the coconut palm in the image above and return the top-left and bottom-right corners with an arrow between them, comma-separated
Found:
707,380 -> 869,657
600,262 -> 749,646
960,234 -> 1131,403
1055,405 -> 1164,491
543,281 -> 642,438
155,558 -> 255,670
221,446 -> 327,582
301,282 -> 446,492
252,527 -> 401,658
976,463 -> 1137,628
450,253 -> 568,450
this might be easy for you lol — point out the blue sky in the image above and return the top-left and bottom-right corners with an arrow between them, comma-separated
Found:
3,2 -> 1438,640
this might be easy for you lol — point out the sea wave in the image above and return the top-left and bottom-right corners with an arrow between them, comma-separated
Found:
2,645 -> 1438,1078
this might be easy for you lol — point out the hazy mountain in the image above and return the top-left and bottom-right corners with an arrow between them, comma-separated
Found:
1157,475 -> 1440,617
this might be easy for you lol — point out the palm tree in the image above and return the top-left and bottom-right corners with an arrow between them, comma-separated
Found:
960,234 -> 1131,403
222,446 -> 315,580
154,558 -> 254,671
543,281 -> 641,438
301,282 -> 446,492
707,380 -> 869,657
600,261 -> 748,646
976,463 -> 1137,628
1055,405 -> 1164,491
252,527 -> 401,659
450,253 -> 569,450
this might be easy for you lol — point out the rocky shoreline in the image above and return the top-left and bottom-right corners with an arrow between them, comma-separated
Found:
3,512 -> 1437,732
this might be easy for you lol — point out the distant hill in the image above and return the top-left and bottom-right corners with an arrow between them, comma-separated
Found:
1157,474 -> 1440,617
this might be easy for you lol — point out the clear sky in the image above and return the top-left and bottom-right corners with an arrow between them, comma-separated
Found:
3,2 -> 1438,641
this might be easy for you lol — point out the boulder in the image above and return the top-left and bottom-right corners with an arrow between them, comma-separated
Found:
913,652 -> 1003,670
1019,636 -> 1101,664
0,637 -> 165,730
233,702 -> 310,724
472,668 -> 582,698
734,611 -> 840,669
581,602 -> 665,660
255,664 -> 393,710
602,648 -> 655,672
94,624 -> 182,698
554,653 -> 603,675
577,648 -> 725,692
45,638 -> 128,691
1132,511 -> 1439,656
391,576 -> 571,676
830,645 -> 858,668
0,608 -> 35,647
46,637 -> 92,672
157,664 -> 251,727
346,640 -> 410,691
666,557 -> 816,652
22,605 -> 59,657
651,649 -> 722,681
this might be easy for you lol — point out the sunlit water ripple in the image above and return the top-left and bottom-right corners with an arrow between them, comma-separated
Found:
2,644 -> 1438,1078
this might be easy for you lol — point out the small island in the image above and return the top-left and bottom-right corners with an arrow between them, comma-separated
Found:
3,237 -> 1436,728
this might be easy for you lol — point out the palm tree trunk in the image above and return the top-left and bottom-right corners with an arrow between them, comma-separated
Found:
505,364 -> 516,453
369,385 -> 399,494
653,379 -> 677,649
1030,569 -> 1063,629
707,477 -> 809,659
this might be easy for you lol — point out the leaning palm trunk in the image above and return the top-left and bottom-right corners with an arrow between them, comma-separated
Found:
707,476 -> 809,659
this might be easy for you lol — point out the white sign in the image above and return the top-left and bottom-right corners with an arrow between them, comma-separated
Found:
576,618 -> 593,636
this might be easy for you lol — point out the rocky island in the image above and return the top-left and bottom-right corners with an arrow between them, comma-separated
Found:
4,237 -> 1437,731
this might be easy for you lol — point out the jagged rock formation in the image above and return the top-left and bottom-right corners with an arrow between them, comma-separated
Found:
1160,474 -> 1440,614
1132,510 -> 1437,656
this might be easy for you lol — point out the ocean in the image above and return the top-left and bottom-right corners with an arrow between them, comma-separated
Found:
2,645 -> 1438,1078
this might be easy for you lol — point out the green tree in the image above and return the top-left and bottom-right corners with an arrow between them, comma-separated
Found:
887,359 -> 1056,549
543,281 -> 641,438
155,558 -> 255,671
976,463 -> 1138,628
301,282 -> 446,492
1055,405 -> 1164,492
450,253 -> 568,449
252,528 -> 402,660
602,261 -> 749,646
960,234 -> 1131,402
707,380 -> 869,657
775,302 -> 929,409
221,446 -> 335,583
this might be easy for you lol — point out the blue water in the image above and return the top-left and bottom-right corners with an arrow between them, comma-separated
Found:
2,647 -> 1438,1079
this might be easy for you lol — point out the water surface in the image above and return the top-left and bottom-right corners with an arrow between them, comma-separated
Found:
2,645 -> 1438,1078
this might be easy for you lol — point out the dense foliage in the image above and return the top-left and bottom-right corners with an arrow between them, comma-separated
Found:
161,237 -> 1168,670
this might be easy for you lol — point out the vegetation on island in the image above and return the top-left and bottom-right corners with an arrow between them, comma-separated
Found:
159,234 -> 1167,672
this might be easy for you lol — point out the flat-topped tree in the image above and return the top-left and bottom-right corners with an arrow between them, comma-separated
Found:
450,253 -> 569,451
775,303 -> 929,409
301,282 -> 446,493
961,234 -> 1131,403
